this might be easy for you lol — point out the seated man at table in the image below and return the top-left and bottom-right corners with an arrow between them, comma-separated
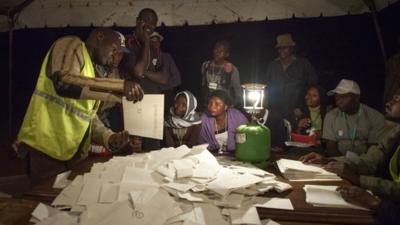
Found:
322,79 -> 386,157
299,89 -> 400,224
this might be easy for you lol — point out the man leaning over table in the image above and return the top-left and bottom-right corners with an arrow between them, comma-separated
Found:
299,89 -> 400,225
16,28 -> 144,182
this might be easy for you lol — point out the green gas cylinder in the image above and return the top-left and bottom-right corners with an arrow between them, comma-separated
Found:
235,123 -> 271,167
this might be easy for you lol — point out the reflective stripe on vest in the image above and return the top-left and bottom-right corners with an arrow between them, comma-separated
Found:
17,37 -> 98,161
33,89 -> 92,122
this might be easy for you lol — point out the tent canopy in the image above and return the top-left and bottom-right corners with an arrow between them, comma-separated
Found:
0,0 -> 398,31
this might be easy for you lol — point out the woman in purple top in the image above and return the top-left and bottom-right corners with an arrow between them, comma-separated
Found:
198,90 -> 248,154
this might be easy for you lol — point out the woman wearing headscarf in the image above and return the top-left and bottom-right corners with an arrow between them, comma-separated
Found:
198,90 -> 248,154
164,91 -> 202,147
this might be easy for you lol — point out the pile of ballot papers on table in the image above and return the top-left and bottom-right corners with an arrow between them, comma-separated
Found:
30,144 -> 294,225
275,158 -> 342,181
303,185 -> 369,210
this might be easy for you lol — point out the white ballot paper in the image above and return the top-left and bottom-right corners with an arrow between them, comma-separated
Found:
304,185 -> 369,210
252,197 -> 294,210
52,170 -> 71,189
123,94 -> 164,140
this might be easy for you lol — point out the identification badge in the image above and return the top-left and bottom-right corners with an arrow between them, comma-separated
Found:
208,82 -> 218,90
236,133 -> 246,144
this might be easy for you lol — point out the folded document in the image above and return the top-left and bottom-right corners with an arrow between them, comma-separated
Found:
276,158 -> 341,181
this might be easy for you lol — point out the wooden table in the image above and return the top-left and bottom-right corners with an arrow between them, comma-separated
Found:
0,197 -> 39,225
23,155 -> 110,204
21,153 -> 375,225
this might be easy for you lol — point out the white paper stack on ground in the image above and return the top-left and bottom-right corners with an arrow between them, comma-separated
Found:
31,144 -> 292,225
304,185 -> 369,210
276,159 -> 341,181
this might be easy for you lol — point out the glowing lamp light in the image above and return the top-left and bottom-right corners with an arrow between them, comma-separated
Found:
242,83 -> 266,114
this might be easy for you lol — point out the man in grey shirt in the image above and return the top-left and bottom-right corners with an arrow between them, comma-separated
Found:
323,79 -> 386,157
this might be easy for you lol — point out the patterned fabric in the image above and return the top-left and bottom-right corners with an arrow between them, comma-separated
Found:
165,91 -> 201,128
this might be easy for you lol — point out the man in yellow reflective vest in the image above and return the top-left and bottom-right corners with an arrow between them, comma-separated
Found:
17,28 -> 144,182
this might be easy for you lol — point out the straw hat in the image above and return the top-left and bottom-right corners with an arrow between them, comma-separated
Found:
275,33 -> 296,48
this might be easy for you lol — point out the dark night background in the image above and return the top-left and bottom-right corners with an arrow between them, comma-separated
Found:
1,2 -> 399,142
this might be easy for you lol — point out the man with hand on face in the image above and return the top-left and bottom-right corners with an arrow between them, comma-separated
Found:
120,8 -> 168,92
17,28 -> 144,182
301,90 -> 400,225
120,8 -> 167,151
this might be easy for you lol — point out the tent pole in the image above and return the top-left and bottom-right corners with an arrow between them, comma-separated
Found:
8,14 -> 14,140
365,0 -> 387,66
364,0 -> 388,106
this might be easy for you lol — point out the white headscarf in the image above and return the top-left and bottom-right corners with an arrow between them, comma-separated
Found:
165,91 -> 201,128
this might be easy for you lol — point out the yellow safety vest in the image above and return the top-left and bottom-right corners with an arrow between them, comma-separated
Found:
18,39 -> 99,161
389,145 -> 400,182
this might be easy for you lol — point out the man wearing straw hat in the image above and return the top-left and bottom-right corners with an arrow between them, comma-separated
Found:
266,33 -> 318,126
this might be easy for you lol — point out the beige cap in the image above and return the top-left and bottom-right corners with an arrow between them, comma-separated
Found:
327,79 -> 361,96
150,31 -> 164,42
114,31 -> 130,53
275,33 -> 296,48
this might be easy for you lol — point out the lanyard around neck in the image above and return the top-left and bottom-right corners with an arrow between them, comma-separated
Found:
342,106 -> 362,150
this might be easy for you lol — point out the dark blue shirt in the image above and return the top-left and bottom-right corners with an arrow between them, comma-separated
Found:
266,56 -> 318,121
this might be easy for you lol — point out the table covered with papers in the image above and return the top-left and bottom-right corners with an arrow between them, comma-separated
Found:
21,145 -> 374,225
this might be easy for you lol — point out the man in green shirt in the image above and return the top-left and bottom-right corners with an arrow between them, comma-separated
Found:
300,89 -> 400,200
322,79 -> 386,157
